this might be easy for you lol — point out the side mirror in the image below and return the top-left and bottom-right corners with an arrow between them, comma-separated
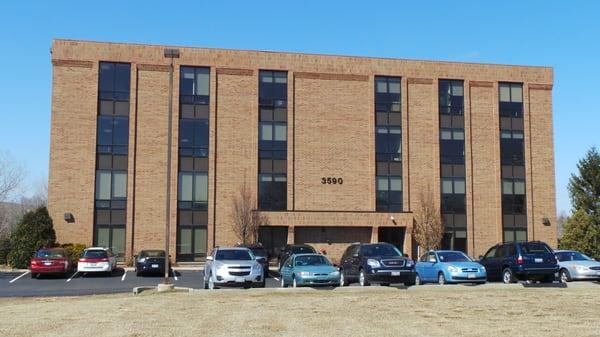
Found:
206,256 -> 213,261
403,253 -> 409,258
256,257 -> 266,263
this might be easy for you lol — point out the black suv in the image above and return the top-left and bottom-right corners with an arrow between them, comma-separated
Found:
277,244 -> 317,269
479,241 -> 558,283
339,243 -> 416,286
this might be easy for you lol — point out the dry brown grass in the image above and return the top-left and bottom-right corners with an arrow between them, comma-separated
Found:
1,284 -> 600,337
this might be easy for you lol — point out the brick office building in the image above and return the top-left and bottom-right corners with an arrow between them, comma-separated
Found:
48,39 -> 556,263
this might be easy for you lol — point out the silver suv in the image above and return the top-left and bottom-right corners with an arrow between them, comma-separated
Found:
203,247 -> 265,289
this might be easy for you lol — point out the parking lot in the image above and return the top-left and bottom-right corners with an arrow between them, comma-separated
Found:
3,267 -> 597,297
0,268 -> 289,297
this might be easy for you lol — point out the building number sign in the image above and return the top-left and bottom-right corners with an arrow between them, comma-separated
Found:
321,177 -> 343,185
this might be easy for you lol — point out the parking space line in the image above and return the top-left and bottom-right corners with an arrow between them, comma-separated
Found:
121,271 -> 127,282
9,271 -> 30,283
273,277 -> 279,281
173,271 -> 178,281
66,272 -> 78,282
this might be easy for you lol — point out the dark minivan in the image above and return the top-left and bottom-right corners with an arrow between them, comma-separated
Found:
479,241 -> 558,283
339,243 -> 416,287
278,244 -> 316,269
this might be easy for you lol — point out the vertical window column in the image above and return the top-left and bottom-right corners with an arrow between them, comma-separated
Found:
439,80 -> 467,252
258,71 -> 288,211
499,83 -> 527,242
94,62 -> 131,260
177,67 -> 210,262
375,76 -> 402,212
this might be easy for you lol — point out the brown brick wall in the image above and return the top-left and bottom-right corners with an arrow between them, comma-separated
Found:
294,77 -> 373,211
48,63 -> 97,246
48,39 -> 556,261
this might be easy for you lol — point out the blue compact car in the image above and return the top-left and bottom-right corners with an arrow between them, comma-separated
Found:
415,250 -> 486,285
280,254 -> 340,288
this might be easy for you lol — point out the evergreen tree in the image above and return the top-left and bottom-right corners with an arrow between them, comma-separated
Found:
7,207 -> 56,268
560,147 -> 600,259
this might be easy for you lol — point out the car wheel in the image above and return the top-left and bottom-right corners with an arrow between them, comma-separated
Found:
292,276 -> 298,288
340,270 -> 348,286
502,268 -> 516,284
415,273 -> 421,286
30,273 -> 37,279
359,269 -> 370,287
560,269 -> 572,283
438,272 -> 446,285
281,276 -> 287,288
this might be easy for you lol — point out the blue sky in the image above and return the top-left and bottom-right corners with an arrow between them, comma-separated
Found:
0,1 -> 598,214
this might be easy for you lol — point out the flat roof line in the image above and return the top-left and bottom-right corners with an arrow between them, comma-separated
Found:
52,38 -> 553,70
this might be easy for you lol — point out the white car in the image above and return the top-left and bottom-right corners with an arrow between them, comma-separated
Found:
77,247 -> 118,275
203,247 -> 265,289
555,250 -> 600,282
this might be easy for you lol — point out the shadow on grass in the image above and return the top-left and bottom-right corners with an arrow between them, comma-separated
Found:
521,282 -> 567,288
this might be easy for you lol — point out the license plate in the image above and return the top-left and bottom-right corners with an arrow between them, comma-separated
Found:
235,277 -> 245,283
88,263 -> 96,267
534,258 -> 543,263
151,264 -> 159,268
44,262 -> 52,266
468,273 -> 476,279
391,271 -> 400,276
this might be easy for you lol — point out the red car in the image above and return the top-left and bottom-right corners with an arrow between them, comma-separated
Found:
30,248 -> 71,278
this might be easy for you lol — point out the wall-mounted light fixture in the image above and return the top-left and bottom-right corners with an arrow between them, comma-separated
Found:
390,215 -> 397,225
64,213 -> 74,223
543,218 -> 551,226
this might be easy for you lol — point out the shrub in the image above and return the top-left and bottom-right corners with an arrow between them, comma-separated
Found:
0,235 -> 10,265
60,243 -> 86,266
6,207 -> 56,269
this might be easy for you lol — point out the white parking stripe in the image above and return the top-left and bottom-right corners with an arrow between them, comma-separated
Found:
121,271 -> 127,281
273,277 -> 280,281
173,271 -> 178,281
9,271 -> 30,283
66,272 -> 78,282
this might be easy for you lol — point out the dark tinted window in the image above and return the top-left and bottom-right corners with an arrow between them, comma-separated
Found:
520,243 -> 551,254
291,246 -> 316,255
484,247 -> 496,259
295,255 -> 330,266
555,251 -> 591,262
36,249 -> 65,258
83,250 -> 108,259
437,251 -> 470,262
215,249 -> 253,261
249,247 -> 267,257
360,244 -> 402,257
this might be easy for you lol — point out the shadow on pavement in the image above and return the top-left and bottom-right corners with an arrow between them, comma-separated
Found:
521,282 -> 567,288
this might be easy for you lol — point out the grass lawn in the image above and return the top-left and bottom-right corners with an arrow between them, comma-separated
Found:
1,284 -> 599,337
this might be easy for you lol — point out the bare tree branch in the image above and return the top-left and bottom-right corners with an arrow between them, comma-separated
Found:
413,186 -> 444,251
231,179 -> 268,245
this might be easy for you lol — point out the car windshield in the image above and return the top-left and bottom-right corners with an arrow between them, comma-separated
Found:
83,250 -> 107,259
295,255 -> 331,266
141,251 -> 165,258
36,249 -> 65,258
438,252 -> 471,262
291,246 -> 315,254
250,247 -> 267,257
361,244 -> 402,257
216,249 -> 253,261
521,243 -> 551,254
555,251 -> 592,262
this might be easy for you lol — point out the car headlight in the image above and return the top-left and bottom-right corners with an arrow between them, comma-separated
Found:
574,265 -> 589,271
405,260 -> 413,267
367,259 -> 381,268
215,263 -> 227,275
251,263 -> 262,273
480,266 -> 486,272
138,257 -> 146,263
447,266 -> 459,273
297,271 -> 310,277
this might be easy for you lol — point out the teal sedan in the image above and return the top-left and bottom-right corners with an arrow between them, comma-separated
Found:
280,254 -> 340,288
